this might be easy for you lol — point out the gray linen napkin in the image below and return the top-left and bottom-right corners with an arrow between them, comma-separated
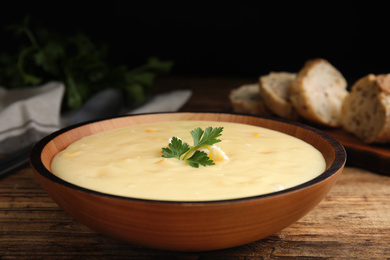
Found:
0,82 -> 65,154
0,83 -> 192,176
0,84 -> 192,154
127,89 -> 192,114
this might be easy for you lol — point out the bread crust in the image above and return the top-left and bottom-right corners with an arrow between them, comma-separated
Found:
341,74 -> 390,143
259,72 -> 300,120
229,83 -> 274,116
289,58 -> 348,127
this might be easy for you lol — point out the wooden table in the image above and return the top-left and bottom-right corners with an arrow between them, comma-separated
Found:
1,77 -> 390,259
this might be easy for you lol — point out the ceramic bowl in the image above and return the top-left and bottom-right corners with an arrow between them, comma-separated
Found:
30,112 -> 346,252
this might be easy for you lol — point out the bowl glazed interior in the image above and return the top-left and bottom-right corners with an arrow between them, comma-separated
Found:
30,112 -> 346,251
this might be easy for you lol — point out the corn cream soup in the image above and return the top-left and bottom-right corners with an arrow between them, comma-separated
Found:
51,121 -> 326,201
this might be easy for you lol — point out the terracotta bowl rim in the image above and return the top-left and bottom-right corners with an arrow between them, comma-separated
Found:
29,111 -> 346,205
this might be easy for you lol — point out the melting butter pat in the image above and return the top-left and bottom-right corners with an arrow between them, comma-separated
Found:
192,144 -> 229,164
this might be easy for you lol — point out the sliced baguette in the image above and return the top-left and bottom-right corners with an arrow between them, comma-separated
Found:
229,83 -> 274,116
341,74 -> 390,143
259,72 -> 299,120
289,58 -> 348,127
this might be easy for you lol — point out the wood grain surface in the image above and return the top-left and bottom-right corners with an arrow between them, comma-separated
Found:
1,77 -> 390,259
323,129 -> 390,177
1,166 -> 389,259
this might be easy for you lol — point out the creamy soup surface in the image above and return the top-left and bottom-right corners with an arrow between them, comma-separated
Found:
51,120 -> 326,201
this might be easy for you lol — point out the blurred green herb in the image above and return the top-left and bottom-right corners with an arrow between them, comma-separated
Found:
0,16 -> 174,111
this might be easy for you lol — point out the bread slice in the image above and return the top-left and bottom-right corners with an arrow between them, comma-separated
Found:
229,83 -> 274,116
341,74 -> 390,143
289,58 -> 348,127
259,72 -> 299,120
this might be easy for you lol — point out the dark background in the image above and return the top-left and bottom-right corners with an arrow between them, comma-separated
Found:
1,1 -> 389,85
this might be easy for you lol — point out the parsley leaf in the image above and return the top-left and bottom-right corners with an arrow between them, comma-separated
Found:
183,126 -> 223,160
187,150 -> 215,168
161,127 -> 224,168
161,137 -> 190,160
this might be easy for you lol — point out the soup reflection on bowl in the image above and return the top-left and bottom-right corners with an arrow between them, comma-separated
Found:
30,112 -> 346,252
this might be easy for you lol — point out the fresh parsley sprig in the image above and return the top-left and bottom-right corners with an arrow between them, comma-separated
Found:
161,127 -> 224,168
162,137 -> 190,160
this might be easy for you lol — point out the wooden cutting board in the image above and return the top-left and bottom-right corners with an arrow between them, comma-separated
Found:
322,129 -> 390,176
